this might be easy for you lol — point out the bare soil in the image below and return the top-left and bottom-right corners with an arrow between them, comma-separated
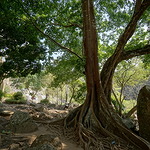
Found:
0,103 -> 83,150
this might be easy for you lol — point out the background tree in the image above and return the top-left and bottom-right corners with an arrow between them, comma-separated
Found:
11,72 -> 54,102
112,58 -> 149,116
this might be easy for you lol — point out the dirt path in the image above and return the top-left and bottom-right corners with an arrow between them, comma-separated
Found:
0,103 -> 83,150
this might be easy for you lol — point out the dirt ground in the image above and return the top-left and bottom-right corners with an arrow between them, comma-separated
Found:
8,125 -> 83,150
0,103 -> 83,150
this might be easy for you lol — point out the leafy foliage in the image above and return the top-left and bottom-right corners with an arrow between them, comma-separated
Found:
11,72 -> 51,92
48,56 -> 84,87
0,0 -> 47,81
114,59 -> 149,87
142,54 -> 150,68
112,59 -> 149,115
72,79 -> 86,103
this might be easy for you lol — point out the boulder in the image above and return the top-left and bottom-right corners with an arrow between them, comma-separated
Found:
137,85 -> 150,142
10,111 -> 38,133
30,134 -> 62,150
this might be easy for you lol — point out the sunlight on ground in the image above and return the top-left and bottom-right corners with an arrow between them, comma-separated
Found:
27,135 -> 37,145
62,142 -> 83,150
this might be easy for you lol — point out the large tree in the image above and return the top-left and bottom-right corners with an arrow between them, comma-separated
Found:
3,0 -> 150,149
63,1 -> 150,149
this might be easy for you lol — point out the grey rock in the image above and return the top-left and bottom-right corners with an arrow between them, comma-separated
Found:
137,85 -> 150,142
10,111 -> 38,133
31,134 -> 62,150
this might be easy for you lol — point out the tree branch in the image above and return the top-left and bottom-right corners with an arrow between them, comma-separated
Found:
101,2 -> 150,98
32,22 -> 83,60
120,45 -> 150,61
49,22 -> 83,29
18,0 -> 83,61
115,1 -> 150,53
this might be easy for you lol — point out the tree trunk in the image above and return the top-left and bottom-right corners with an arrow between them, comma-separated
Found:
63,0 -> 150,149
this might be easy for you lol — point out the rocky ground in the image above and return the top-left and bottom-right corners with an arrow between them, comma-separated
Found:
0,103 -> 83,150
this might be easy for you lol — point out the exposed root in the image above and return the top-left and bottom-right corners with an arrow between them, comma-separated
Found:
63,102 -> 150,150
77,123 -> 97,149
47,88 -> 150,150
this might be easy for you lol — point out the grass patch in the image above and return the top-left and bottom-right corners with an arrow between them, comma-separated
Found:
123,99 -> 137,113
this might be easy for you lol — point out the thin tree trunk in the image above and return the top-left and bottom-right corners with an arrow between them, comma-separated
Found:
69,86 -> 75,105
65,85 -> 68,103
125,105 -> 137,118
60,88 -> 63,105
57,88 -> 59,105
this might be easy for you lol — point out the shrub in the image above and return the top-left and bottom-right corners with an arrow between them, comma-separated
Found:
0,90 -> 4,101
13,92 -> 24,100
5,98 -> 26,104
40,99 -> 49,104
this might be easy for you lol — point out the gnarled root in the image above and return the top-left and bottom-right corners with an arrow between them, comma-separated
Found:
63,101 -> 150,150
